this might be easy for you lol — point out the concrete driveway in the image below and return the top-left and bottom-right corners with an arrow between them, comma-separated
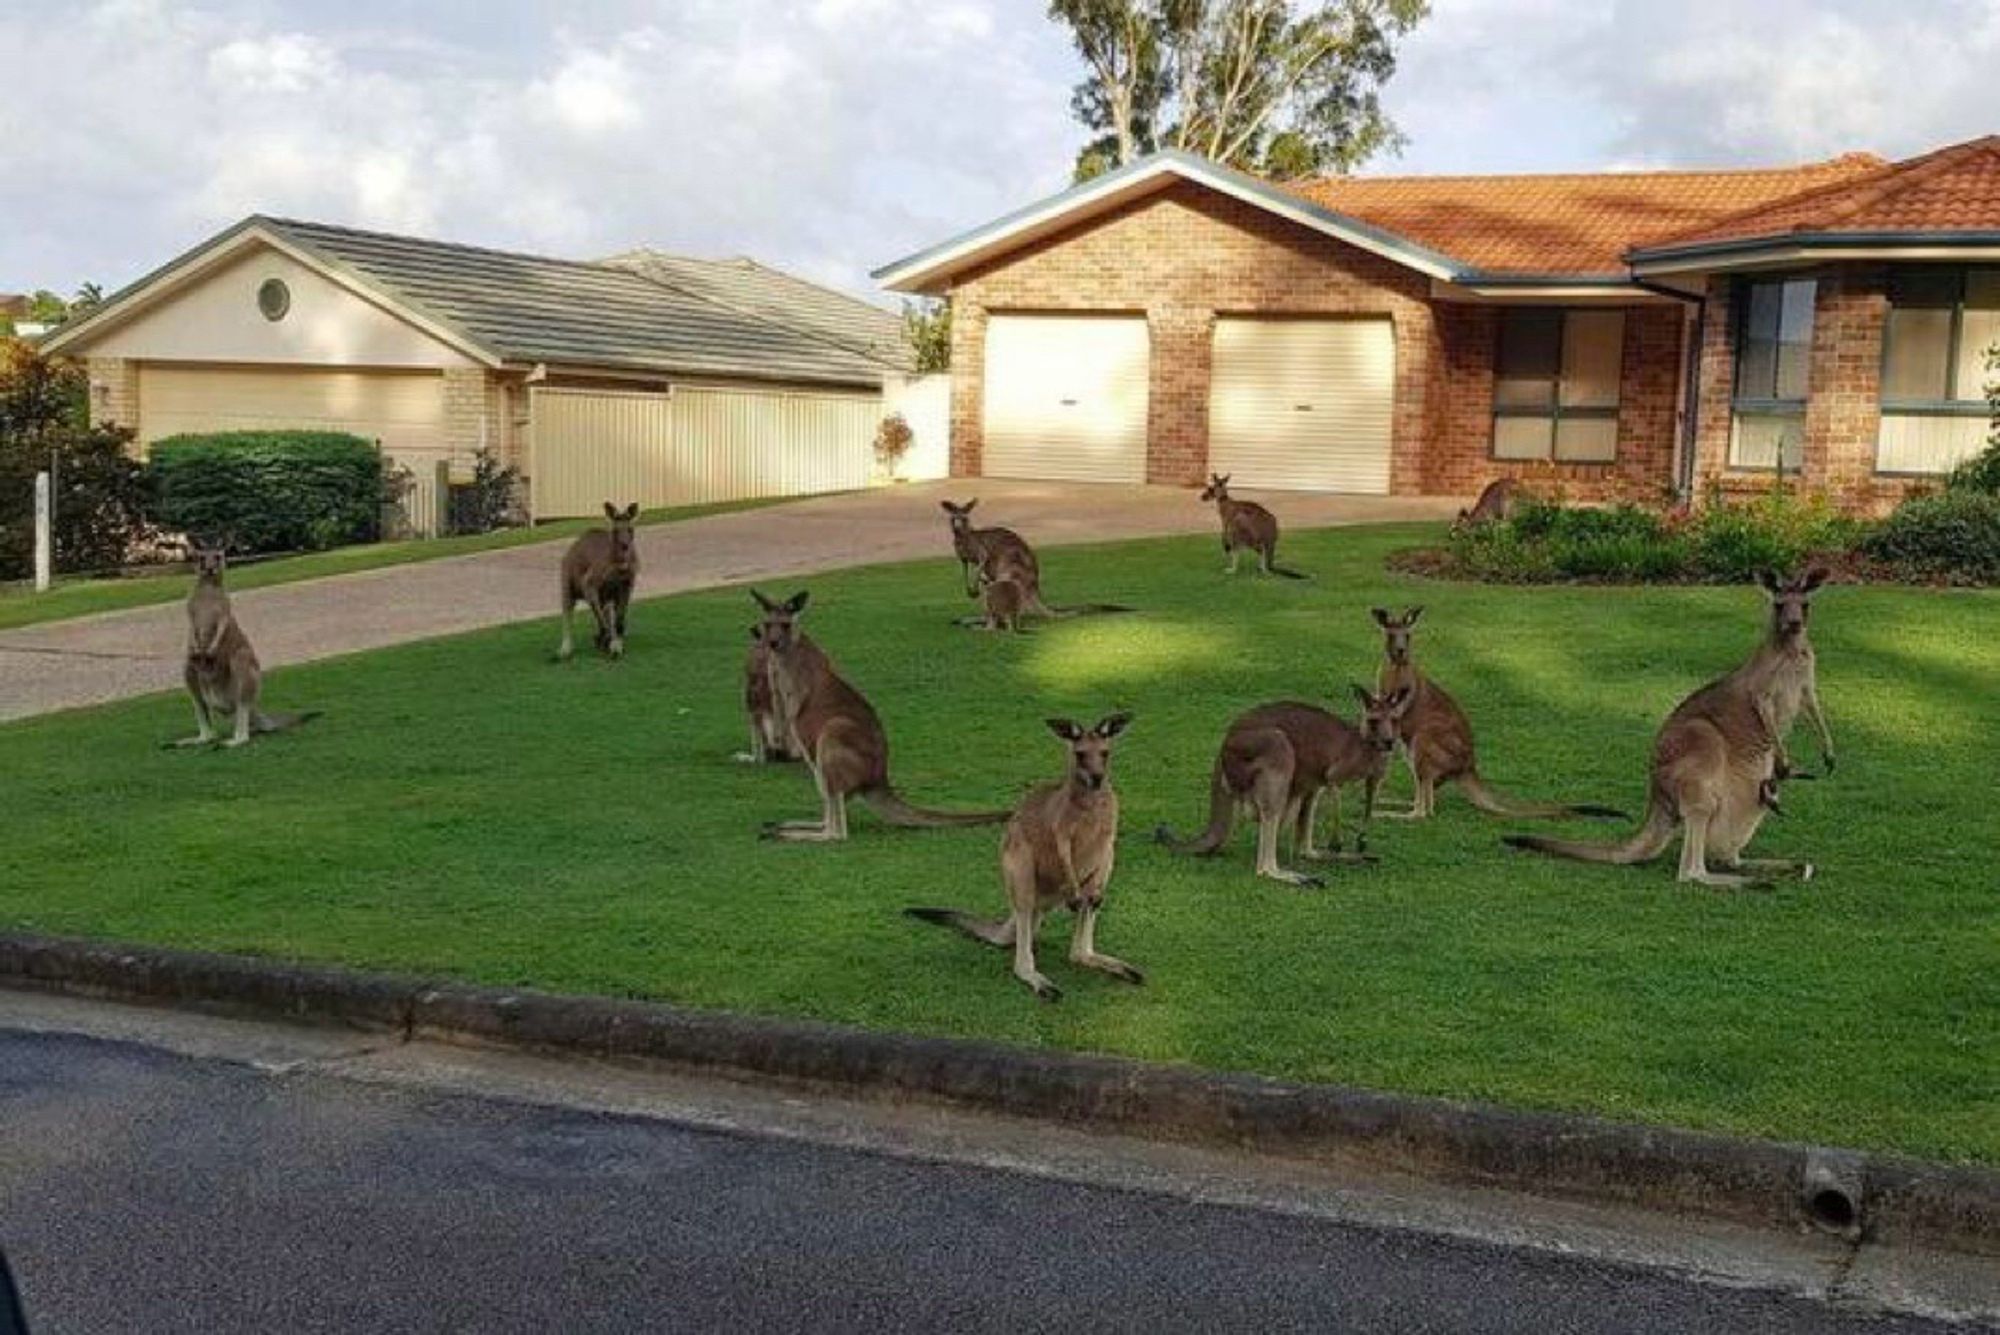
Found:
0,480 -> 1458,722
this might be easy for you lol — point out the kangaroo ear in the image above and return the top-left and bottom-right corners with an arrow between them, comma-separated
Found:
748,624 -> 760,640
940,500 -> 960,514
1370,607 -> 1393,628
1756,568 -> 1781,594
1350,683 -> 1374,708
1388,686 -> 1415,716
623,503 -> 640,522
1404,605 -> 1425,625
785,590 -> 811,614
750,588 -> 777,612
1094,711 -> 1133,738
1045,718 -> 1083,741
1797,564 -> 1830,593
963,498 -> 977,513
603,501 -> 618,520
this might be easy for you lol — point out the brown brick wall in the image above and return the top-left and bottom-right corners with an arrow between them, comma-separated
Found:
85,357 -> 140,438
1424,303 -> 1685,503
1692,265 -> 1918,516
946,182 -> 1439,491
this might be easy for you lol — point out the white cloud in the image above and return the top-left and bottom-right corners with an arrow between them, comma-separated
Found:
207,32 -> 341,94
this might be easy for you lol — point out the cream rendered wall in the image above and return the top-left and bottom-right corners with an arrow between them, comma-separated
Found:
77,245 -> 479,370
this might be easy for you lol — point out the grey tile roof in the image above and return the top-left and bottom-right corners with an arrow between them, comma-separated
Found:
599,250 -> 914,372
261,217 -> 904,388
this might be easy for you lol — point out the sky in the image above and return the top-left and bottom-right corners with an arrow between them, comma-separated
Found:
3,0 -> 1997,305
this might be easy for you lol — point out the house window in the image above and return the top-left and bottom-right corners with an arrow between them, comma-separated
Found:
257,278 -> 291,322
1878,267 -> 1999,474
1492,308 -> 1624,463
1730,277 -> 1815,470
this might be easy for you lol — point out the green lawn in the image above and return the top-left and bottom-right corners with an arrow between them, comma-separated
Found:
0,496 -> 785,632
2,523 -> 1995,1164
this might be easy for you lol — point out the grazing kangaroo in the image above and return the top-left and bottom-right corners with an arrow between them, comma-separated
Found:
734,625 -> 795,764
1156,686 -> 1408,888
171,547 -> 318,749
557,502 -> 640,660
906,713 -> 1142,1001
1503,570 -> 1833,887
941,498 -> 1038,598
1372,606 -> 1626,821
752,589 -> 1011,840
1453,478 -> 1522,531
1199,474 -> 1307,578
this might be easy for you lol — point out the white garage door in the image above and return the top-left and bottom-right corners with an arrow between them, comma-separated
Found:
137,365 -> 447,458
983,315 -> 1149,484
1208,318 -> 1394,494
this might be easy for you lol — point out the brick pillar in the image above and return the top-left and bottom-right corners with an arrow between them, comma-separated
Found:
441,367 -> 498,474
947,298 -> 985,477
1690,275 -> 1738,500
1146,305 -> 1211,486
86,357 -> 140,439
1390,306 -> 1437,495
1803,264 -> 1886,505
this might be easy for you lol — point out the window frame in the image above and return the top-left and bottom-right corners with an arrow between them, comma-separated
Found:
1875,266 -> 1998,477
1728,276 -> 1816,471
1489,307 -> 1625,465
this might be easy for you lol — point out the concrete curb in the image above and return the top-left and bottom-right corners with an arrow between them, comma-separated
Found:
4,930 -> 1995,1256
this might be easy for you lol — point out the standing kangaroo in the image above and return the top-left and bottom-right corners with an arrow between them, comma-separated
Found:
970,567 -> 1030,633
1372,606 -> 1626,822
1453,478 -> 1522,531
1199,474 -> 1307,578
906,713 -> 1143,1002
1156,686 -> 1407,888
752,589 -> 1011,840
557,502 -> 640,660
1504,569 -> 1832,887
941,498 -> 1128,624
734,625 -> 795,764
171,547 -> 317,749
941,499 -> 1038,598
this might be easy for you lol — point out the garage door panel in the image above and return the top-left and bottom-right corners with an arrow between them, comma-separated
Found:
138,366 -> 446,458
1209,318 -> 1393,494
983,316 -> 1149,484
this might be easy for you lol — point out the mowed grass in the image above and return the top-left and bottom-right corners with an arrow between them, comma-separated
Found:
2,523 -> 1995,1163
0,495 -> 786,632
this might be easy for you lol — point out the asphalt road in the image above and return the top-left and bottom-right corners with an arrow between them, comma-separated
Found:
0,1028 -> 1972,1335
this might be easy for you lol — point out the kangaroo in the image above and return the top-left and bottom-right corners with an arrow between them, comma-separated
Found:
1742,566 -> 1836,779
1453,477 -> 1522,531
752,589 -> 1011,840
967,565 -> 1035,633
941,498 -> 1038,598
1502,571 -> 1832,887
1199,474 -> 1307,578
906,713 -> 1143,1002
734,625 -> 795,764
170,547 -> 318,749
1156,686 -> 1407,888
1372,606 -> 1627,822
556,502 -> 640,660
941,498 -> 1128,625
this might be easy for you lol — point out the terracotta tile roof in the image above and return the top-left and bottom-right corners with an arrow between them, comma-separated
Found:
1282,154 -> 1886,277
1635,137 -> 2000,255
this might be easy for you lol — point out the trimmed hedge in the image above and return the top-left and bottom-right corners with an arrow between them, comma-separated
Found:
147,431 -> 383,554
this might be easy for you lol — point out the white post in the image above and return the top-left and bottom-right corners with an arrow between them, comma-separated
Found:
34,470 -> 52,591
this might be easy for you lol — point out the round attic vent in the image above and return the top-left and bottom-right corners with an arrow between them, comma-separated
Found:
257,277 -> 291,322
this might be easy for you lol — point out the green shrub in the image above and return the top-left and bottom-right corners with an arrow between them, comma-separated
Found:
1440,491 -> 1860,585
1947,438 -> 2000,494
1863,489 -> 2000,584
446,447 -> 522,536
147,431 -> 383,554
0,342 -> 153,579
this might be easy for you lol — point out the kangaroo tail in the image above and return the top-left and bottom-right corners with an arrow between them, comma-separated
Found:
1268,564 -> 1310,581
252,709 -> 322,735
903,907 -> 1013,947
863,787 -> 1012,828
1502,798 -> 1675,865
1459,771 -> 1628,821
1154,760 -> 1236,855
1035,600 -> 1135,619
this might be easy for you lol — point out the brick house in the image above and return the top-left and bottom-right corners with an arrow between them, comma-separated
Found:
875,135 -> 2000,513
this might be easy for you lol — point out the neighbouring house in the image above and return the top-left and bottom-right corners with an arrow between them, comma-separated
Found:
875,135 -> 2000,514
1,293 -> 51,339
41,218 -> 922,532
